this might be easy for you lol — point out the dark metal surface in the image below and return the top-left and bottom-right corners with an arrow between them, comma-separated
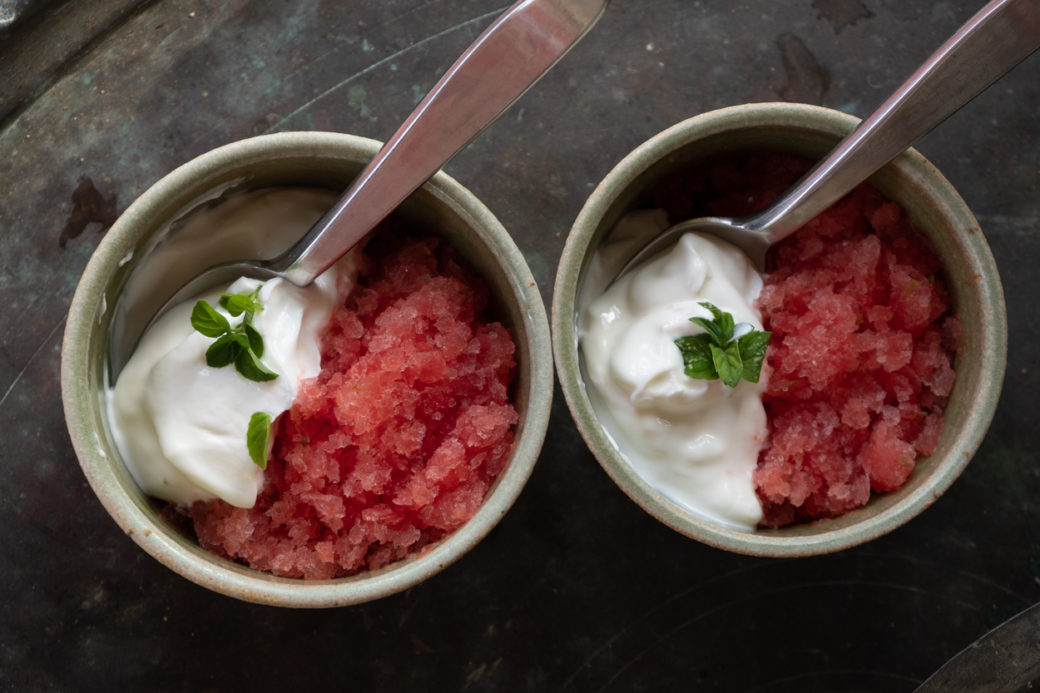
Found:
2,1 -> 1038,690
915,601 -> 1040,692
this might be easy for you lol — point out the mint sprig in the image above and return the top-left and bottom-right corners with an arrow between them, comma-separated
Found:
674,302 -> 771,387
219,290 -> 263,321
246,411 -> 272,468
190,287 -> 278,382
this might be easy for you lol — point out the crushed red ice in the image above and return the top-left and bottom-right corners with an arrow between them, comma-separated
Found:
755,181 -> 957,526
186,235 -> 518,578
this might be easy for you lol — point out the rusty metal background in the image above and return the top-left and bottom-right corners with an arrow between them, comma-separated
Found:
2,1 -> 1039,690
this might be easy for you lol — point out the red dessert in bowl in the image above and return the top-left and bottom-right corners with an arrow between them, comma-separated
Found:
188,234 -> 520,579
62,132 -> 552,605
553,103 -> 1005,556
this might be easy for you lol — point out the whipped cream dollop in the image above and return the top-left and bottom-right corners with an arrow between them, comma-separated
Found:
580,223 -> 768,529
108,264 -> 355,509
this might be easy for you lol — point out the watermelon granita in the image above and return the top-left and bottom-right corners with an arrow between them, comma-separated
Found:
650,153 -> 958,527
180,234 -> 519,578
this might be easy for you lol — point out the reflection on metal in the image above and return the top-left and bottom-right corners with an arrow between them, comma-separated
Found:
915,601 -> 1040,692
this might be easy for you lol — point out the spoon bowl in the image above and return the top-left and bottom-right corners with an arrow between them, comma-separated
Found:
620,216 -> 772,274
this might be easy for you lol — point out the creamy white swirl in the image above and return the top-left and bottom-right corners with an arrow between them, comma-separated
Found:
580,226 -> 768,529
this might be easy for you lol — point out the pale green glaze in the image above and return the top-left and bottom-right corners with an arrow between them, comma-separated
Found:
552,103 -> 1006,557
62,132 -> 553,606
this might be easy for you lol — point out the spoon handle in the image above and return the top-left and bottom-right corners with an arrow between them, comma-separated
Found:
750,0 -> 1040,241
271,0 -> 608,285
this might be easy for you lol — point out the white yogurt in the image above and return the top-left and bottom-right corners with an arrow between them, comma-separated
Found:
106,188 -> 356,509
579,226 -> 768,529
108,267 -> 354,509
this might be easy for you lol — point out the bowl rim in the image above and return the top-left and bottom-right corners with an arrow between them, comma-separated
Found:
552,102 -> 1007,557
61,131 -> 553,606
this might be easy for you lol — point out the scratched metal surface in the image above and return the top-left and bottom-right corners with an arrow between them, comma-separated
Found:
2,1 -> 1039,690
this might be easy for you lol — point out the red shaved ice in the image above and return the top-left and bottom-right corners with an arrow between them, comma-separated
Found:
185,235 -> 518,578
755,179 -> 956,526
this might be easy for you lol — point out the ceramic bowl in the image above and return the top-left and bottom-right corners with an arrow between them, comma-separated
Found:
62,132 -> 552,606
552,102 -> 1006,556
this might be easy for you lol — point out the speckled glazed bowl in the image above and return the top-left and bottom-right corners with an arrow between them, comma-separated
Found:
62,132 -> 552,606
553,103 -> 1006,557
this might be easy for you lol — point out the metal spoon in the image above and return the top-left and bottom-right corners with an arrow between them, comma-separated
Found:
111,0 -> 607,375
620,0 -> 1040,276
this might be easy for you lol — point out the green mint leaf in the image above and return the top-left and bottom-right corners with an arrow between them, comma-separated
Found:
243,322 -> 264,358
687,302 -> 735,346
191,300 -> 230,338
674,334 -> 718,380
234,347 -> 279,382
219,294 -> 246,317
687,315 -> 725,346
246,411 -> 272,468
737,330 -> 771,383
701,302 -> 735,342
205,334 -> 243,368
220,290 -> 263,319
711,342 -> 743,388
193,288 -> 277,382
676,302 -> 771,388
